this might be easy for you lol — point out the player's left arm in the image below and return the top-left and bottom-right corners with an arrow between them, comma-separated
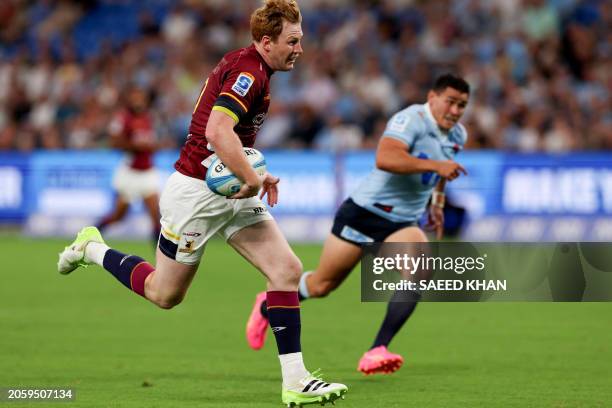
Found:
428,178 -> 447,240
428,125 -> 468,240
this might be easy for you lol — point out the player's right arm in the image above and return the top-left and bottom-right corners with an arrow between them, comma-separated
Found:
375,110 -> 466,180
206,114 -> 279,203
203,64 -> 280,201
375,138 -> 466,180
206,109 -> 262,197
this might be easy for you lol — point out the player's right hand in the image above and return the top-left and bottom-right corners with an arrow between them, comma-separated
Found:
229,175 -> 263,199
435,160 -> 467,181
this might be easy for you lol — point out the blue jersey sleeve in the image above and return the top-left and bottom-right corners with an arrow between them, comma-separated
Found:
381,110 -> 424,149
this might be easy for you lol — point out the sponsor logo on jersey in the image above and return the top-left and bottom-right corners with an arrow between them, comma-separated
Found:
252,113 -> 266,126
183,232 -> 201,237
231,72 -> 255,97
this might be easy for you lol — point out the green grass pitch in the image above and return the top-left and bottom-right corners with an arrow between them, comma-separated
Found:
1,235 -> 611,407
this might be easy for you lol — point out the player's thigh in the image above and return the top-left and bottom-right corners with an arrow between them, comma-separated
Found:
308,199 -> 371,291
384,226 -> 429,243
144,248 -> 199,307
384,226 -> 430,280
311,233 -> 362,288
158,171 -> 234,265
227,219 -> 302,290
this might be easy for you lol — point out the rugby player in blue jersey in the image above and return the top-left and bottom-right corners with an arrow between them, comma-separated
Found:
247,74 -> 470,375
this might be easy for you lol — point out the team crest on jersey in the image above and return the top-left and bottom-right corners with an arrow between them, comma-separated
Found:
389,114 -> 410,133
179,239 -> 195,254
232,72 -> 255,97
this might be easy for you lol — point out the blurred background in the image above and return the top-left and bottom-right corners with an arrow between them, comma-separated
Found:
0,0 -> 610,241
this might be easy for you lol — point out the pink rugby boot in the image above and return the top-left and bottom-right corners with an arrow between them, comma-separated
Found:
246,292 -> 268,350
358,346 -> 404,375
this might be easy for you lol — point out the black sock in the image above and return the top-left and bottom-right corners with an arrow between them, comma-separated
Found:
260,292 -> 305,319
102,249 -> 154,296
371,290 -> 421,349
267,291 -> 301,354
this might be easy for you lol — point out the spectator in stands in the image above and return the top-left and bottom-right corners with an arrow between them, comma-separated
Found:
0,0 -> 609,152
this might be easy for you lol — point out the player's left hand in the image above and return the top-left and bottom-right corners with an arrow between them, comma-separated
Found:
259,173 -> 280,207
427,205 -> 444,240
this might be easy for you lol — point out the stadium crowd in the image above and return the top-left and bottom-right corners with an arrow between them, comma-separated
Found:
0,0 -> 609,152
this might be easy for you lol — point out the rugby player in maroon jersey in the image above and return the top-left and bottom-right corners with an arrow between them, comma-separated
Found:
58,1 -> 347,405
97,86 -> 161,245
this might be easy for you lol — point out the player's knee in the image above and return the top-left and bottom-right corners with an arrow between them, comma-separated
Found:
286,255 -> 303,284
309,277 -> 338,298
268,254 -> 302,289
152,293 -> 184,310
280,255 -> 302,286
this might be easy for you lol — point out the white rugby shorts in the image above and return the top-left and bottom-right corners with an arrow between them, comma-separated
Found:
158,171 -> 273,265
112,164 -> 160,202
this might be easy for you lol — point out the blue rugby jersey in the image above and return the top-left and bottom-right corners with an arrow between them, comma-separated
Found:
351,103 -> 467,222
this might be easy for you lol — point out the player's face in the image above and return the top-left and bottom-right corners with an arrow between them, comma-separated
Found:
128,89 -> 148,112
268,21 -> 303,71
428,87 -> 469,130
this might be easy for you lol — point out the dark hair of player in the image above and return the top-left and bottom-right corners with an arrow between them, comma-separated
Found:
432,74 -> 470,95
250,0 -> 302,42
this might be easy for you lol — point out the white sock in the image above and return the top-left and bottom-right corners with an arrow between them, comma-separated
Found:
85,241 -> 110,266
298,271 -> 312,299
279,352 -> 309,388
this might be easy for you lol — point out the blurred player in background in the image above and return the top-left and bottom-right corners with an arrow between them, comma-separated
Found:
96,85 -> 161,245
57,1 -> 347,406
248,74 -> 470,375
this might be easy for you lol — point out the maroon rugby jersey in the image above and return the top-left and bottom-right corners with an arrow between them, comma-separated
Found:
175,44 -> 273,180
109,110 -> 155,170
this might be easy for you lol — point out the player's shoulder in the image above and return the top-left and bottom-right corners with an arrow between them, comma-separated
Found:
221,46 -> 269,97
386,104 -> 427,133
225,45 -> 269,79
406,103 -> 429,120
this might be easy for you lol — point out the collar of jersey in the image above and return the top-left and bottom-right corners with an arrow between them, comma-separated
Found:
249,44 -> 275,76
424,102 -> 450,140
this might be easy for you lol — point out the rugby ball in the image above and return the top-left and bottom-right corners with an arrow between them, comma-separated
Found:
205,148 -> 267,196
